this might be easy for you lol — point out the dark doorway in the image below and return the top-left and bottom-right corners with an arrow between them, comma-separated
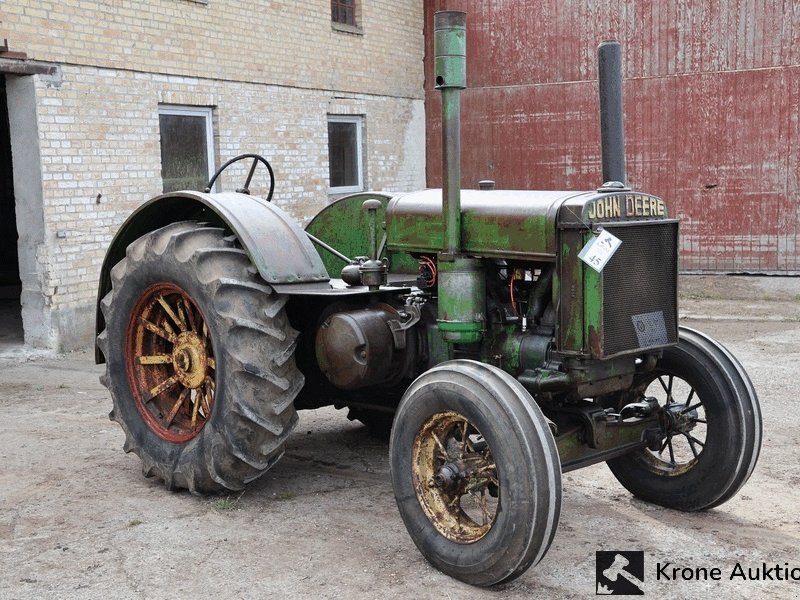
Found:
0,75 -> 23,348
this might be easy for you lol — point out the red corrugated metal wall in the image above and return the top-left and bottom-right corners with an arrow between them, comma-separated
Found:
424,1 -> 799,273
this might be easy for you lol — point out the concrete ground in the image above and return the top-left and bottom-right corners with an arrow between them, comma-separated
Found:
0,275 -> 798,599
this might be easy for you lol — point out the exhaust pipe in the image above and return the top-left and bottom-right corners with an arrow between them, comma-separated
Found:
433,10 -> 466,258
598,40 -> 626,185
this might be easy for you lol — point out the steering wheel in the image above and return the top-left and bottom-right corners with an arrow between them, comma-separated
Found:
204,153 -> 275,202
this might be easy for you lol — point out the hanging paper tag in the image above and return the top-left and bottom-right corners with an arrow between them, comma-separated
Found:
578,228 -> 622,272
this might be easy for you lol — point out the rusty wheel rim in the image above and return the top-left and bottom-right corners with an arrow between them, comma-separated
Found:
125,283 -> 216,443
411,411 -> 500,543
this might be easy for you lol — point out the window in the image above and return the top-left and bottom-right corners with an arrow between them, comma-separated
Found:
331,0 -> 356,26
328,116 -> 363,193
158,106 -> 215,193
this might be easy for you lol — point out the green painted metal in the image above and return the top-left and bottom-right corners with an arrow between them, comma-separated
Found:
557,231 -> 584,353
386,189 -> 579,259
556,419 -> 655,472
583,243 -> 604,356
436,257 -> 485,344
385,189 -> 671,262
305,192 -> 418,277
433,11 -> 467,89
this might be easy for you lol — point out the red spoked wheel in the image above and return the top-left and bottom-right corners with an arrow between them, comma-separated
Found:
99,221 -> 303,493
126,283 -> 216,443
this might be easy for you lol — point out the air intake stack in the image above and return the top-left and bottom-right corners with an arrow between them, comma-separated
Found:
433,11 -> 485,345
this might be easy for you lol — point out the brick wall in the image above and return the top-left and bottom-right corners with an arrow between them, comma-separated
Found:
2,1 -> 425,350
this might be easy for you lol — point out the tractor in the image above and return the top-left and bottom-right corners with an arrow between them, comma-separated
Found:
95,11 -> 761,587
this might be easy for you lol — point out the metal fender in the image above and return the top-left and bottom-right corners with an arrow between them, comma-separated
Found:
95,191 -> 328,362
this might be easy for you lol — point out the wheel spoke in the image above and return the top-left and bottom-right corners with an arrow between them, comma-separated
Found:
431,432 -> 449,460
157,295 -> 186,332
147,375 -> 179,402
682,402 -> 703,414
477,489 -> 490,525
460,420 -> 469,457
684,432 -> 705,449
684,387 -> 696,408
201,377 -> 213,415
140,317 -> 176,343
184,300 -> 197,333
176,298 -> 190,333
137,354 -> 172,365
207,357 -> 216,370
667,436 -> 676,465
165,388 -> 190,427
658,375 -> 675,401
191,389 -> 203,426
162,319 -> 176,336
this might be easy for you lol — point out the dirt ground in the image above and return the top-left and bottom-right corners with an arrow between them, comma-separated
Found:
1,275 -> 798,599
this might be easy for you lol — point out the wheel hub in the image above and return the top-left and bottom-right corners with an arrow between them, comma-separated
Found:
664,402 -> 698,434
172,332 -> 208,389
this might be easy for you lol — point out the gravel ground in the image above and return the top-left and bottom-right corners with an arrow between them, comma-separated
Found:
0,275 -> 798,599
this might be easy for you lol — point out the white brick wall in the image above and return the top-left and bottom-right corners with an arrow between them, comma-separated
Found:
2,0 -> 425,350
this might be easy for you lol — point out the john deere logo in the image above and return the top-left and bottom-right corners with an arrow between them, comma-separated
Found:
597,551 -> 645,595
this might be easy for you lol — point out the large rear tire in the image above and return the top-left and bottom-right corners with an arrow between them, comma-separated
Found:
98,221 -> 302,494
390,360 -> 561,586
607,327 -> 761,511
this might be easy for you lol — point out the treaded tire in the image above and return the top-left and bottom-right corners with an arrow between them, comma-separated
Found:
98,221 -> 302,494
390,360 -> 561,587
607,326 -> 761,511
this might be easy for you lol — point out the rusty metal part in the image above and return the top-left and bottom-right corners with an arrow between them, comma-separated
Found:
125,282 -> 216,442
410,410 -> 499,544
434,10 -> 466,258
314,303 -> 417,390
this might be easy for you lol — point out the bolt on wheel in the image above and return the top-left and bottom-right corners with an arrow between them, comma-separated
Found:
412,411 -> 499,543
126,282 -> 216,443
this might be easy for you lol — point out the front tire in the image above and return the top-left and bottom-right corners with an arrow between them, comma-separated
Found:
98,221 -> 303,494
607,327 -> 761,511
390,360 -> 561,586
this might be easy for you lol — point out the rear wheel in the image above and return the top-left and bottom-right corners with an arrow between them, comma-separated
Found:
98,221 -> 303,493
607,327 -> 761,511
390,360 -> 561,586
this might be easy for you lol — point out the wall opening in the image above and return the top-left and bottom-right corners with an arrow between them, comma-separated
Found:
6,74 -> 50,349
0,75 -> 22,350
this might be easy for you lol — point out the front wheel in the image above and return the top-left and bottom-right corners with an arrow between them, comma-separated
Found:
390,360 -> 561,586
607,327 -> 761,511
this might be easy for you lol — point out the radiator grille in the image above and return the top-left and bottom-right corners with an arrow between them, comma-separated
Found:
601,222 -> 678,356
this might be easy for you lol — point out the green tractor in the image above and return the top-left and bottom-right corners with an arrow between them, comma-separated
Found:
95,11 -> 760,587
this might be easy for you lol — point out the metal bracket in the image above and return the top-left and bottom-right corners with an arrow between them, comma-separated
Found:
387,304 -> 422,350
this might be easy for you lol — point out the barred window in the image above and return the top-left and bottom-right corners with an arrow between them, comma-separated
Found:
331,0 -> 356,26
